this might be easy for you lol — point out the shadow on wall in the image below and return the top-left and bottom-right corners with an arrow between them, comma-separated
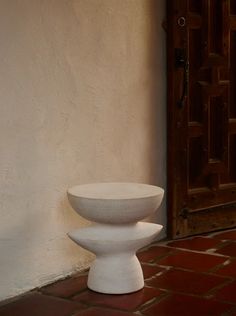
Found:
147,0 -> 166,185
145,0 -> 166,231
57,0 -> 167,238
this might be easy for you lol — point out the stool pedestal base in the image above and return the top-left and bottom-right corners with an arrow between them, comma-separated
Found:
68,222 -> 162,294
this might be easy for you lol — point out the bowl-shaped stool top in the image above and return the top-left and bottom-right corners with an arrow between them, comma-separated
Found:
67,182 -> 164,224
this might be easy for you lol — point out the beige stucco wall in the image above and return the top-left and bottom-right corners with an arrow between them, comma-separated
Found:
0,0 -> 166,301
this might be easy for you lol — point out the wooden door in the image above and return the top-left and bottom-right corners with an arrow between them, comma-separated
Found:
167,0 -> 236,238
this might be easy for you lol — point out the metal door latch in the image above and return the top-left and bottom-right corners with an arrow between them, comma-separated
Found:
175,48 -> 189,108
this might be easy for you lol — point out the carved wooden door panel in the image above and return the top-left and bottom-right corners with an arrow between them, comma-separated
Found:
167,0 -> 236,238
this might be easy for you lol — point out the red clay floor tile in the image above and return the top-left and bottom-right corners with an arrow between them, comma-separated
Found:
142,264 -> 166,279
167,236 -> 222,251
2,228 -> 236,316
214,280 -> 236,303
73,307 -> 136,316
214,230 -> 236,240
0,292 -> 84,316
73,286 -> 164,311
137,245 -> 174,263
41,274 -> 88,298
157,249 -> 228,272
214,260 -> 236,278
143,293 -> 232,316
229,311 -> 236,316
146,269 -> 228,295
215,243 -> 236,257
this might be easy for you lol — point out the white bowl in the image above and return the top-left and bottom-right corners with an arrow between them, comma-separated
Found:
67,182 -> 164,224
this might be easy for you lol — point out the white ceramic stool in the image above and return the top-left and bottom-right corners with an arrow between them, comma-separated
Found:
67,183 -> 164,294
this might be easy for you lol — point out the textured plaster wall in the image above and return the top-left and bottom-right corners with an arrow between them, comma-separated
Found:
0,0 -> 166,301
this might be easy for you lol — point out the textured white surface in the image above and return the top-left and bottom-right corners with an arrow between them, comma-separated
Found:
68,183 -> 163,293
0,0 -> 166,301
68,183 -> 164,223
68,182 -> 164,199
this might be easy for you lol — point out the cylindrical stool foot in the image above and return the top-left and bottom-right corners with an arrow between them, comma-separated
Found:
88,254 -> 144,294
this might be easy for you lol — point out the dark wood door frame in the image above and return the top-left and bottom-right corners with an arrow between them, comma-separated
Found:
167,0 -> 236,239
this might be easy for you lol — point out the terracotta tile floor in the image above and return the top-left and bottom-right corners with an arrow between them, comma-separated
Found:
1,229 -> 236,315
